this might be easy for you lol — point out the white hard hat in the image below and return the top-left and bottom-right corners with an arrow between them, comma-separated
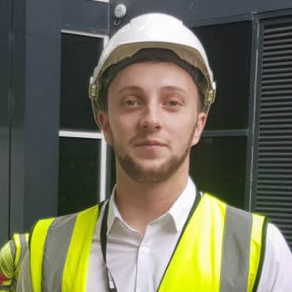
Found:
89,13 -> 216,114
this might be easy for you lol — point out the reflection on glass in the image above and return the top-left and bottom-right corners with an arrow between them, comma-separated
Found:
60,33 -> 103,131
58,137 -> 101,215
193,21 -> 252,130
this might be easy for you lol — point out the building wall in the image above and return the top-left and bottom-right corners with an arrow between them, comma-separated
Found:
110,0 -> 292,26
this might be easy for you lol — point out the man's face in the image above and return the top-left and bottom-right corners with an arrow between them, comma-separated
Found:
98,62 -> 206,184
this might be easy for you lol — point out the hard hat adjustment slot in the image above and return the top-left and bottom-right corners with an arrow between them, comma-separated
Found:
89,82 -> 97,100
205,89 -> 216,105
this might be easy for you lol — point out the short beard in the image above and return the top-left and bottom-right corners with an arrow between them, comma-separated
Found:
112,126 -> 196,185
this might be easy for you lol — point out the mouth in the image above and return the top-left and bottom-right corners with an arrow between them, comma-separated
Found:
134,140 -> 167,149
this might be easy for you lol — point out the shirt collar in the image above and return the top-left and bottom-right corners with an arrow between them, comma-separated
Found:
106,177 -> 197,234
166,177 -> 197,232
107,185 -> 119,234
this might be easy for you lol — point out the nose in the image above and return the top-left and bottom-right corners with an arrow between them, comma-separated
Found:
139,103 -> 162,132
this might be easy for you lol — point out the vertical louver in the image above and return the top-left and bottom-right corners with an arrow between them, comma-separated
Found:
255,18 -> 292,249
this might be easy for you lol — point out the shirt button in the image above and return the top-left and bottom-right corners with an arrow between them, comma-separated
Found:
140,245 -> 149,254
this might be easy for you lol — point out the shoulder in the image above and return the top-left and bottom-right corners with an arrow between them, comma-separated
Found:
256,223 -> 292,292
30,204 -> 102,252
202,193 -> 266,221
0,233 -> 29,271
265,223 -> 292,261
32,204 -> 100,234
0,239 -> 14,280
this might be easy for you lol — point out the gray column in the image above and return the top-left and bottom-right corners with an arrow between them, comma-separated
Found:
0,0 -> 11,245
10,0 -> 62,233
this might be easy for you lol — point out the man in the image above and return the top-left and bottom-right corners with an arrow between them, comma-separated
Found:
17,13 -> 292,292
0,234 -> 29,292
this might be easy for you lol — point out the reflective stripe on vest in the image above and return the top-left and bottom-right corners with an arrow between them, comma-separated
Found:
157,197 -> 266,292
30,205 -> 99,292
12,233 -> 29,289
13,233 -> 29,270
30,194 -> 266,292
0,233 -> 29,292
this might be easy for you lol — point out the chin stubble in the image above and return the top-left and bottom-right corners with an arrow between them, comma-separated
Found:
112,124 -> 197,184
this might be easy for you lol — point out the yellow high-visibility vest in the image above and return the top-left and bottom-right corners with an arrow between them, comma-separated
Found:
30,194 -> 267,292
0,233 -> 29,292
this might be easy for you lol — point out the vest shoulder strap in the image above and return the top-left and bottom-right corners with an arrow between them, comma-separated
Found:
30,204 -> 100,292
158,193 -> 267,292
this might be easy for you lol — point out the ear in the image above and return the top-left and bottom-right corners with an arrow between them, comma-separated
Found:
191,112 -> 207,146
97,110 -> 113,146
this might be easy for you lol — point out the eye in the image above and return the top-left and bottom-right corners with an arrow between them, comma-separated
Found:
167,100 -> 180,107
163,99 -> 183,111
122,98 -> 142,108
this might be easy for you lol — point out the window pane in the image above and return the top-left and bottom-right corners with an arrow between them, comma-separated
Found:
193,21 -> 252,130
58,137 -> 101,215
190,137 -> 247,209
60,33 -> 104,131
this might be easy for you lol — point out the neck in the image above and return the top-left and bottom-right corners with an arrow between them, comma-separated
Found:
114,161 -> 189,235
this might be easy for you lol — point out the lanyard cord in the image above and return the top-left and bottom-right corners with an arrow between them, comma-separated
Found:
100,201 -> 118,292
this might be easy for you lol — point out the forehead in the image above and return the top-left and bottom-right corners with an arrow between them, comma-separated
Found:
108,61 -> 198,93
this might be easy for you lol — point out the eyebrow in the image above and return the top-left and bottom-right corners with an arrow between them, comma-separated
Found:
117,86 -> 143,94
117,85 -> 189,96
161,86 -> 189,96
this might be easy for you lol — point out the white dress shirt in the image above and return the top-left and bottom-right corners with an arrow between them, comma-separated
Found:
17,178 -> 292,292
